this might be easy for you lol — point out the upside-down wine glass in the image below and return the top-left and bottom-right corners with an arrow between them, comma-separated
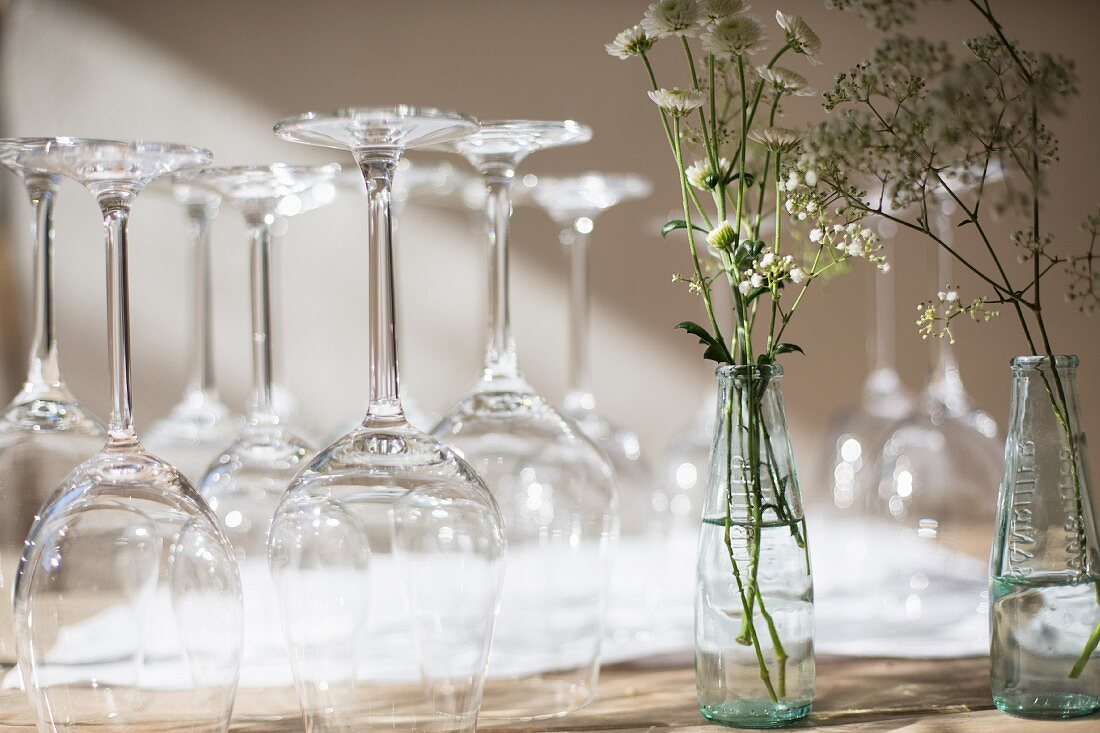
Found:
530,172 -> 663,647
182,163 -> 338,721
433,121 -> 617,720
13,138 -> 242,733
869,206 -> 1001,630
144,182 -> 240,483
269,107 -> 505,733
0,139 -> 107,675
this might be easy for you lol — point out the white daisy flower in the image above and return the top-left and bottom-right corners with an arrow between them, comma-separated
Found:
648,87 -> 706,116
748,126 -> 803,153
755,66 -> 815,96
605,24 -> 656,59
775,11 -> 821,65
701,14 -> 766,58
700,0 -> 748,23
642,0 -> 703,38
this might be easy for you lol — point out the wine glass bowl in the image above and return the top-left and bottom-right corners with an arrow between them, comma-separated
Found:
270,107 -> 505,733
12,138 -> 242,733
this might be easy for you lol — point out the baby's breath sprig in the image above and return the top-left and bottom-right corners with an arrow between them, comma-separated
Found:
816,0 -> 1098,679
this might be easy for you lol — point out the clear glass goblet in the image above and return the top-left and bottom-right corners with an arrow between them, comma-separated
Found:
433,121 -> 617,720
178,163 -> 338,720
530,172 -> 664,647
13,138 -> 242,732
868,231 -> 1001,631
144,182 -> 241,484
0,138 -> 107,676
270,107 -> 505,733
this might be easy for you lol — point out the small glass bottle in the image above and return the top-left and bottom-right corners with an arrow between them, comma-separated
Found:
696,364 -> 814,728
990,355 -> 1100,718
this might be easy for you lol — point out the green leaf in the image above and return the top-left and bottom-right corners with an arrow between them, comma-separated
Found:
774,341 -> 809,354
733,239 -> 764,268
675,321 -> 732,364
661,220 -> 709,238
958,219 -> 973,228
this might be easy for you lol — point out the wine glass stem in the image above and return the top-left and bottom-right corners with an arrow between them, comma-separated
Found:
102,202 -> 138,445
565,221 -> 593,414
359,154 -> 403,419
932,214 -> 960,381
483,171 -> 518,380
246,217 -> 278,426
185,203 -> 217,397
870,239 -> 897,376
25,175 -> 62,392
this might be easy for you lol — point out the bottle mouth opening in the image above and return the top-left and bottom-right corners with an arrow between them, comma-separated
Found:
1010,354 -> 1079,371
717,363 -> 784,378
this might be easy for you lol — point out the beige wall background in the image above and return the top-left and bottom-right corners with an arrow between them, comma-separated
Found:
0,0 -> 1096,502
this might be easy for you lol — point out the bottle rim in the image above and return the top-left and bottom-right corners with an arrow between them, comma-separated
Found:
716,363 -> 784,378
1010,354 -> 1079,371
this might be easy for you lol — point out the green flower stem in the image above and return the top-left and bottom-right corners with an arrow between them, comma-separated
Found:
672,117 -> 728,357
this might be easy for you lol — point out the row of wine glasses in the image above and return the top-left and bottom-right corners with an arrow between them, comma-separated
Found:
0,108 -> 663,733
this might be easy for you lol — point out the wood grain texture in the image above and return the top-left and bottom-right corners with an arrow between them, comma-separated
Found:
0,656 -> 1096,732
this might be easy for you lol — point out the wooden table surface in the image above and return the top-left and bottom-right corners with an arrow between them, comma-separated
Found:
1,655 -> 1097,732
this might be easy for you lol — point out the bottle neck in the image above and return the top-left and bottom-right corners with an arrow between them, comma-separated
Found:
708,366 -> 802,520
995,357 -> 1094,580
359,153 -> 404,423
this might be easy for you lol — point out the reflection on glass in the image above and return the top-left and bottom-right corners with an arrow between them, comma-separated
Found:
13,138 -> 241,733
433,121 -> 617,721
269,106 -> 505,733
145,182 -> 241,484
0,139 -> 107,678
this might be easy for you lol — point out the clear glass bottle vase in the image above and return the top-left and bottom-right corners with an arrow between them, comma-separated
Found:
990,355 -> 1100,719
696,364 -> 814,728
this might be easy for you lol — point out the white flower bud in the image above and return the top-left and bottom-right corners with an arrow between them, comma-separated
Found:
705,220 -> 737,251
